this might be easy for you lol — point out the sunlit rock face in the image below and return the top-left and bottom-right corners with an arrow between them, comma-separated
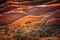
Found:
8,15 -> 43,27
1,13 -> 60,40
23,4 -> 60,15
11,0 -> 60,5
1,7 -> 60,40
0,0 -> 60,40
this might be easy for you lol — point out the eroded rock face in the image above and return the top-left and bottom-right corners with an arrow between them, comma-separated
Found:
46,10 -> 60,25
46,18 -> 60,25
0,0 -> 60,40
23,4 -> 60,15
11,0 -> 60,5
8,15 -> 43,27
0,11 -> 27,26
50,9 -> 60,18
